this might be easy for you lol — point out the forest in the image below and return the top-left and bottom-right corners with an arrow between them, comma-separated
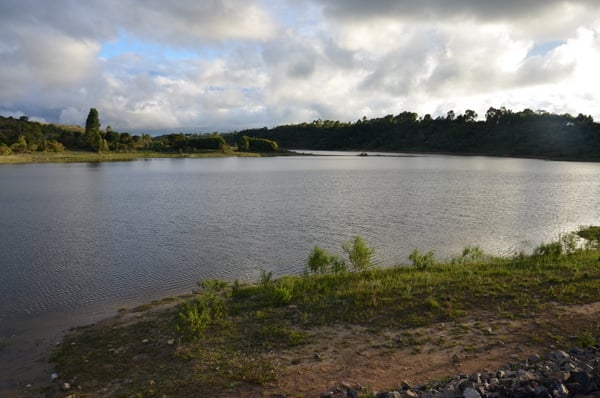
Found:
0,110 -> 278,155
225,107 -> 600,160
1,107 -> 600,160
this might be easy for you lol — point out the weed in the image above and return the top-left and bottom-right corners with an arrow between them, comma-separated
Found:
259,269 -> 273,287
577,331 -> 596,348
253,324 -> 307,349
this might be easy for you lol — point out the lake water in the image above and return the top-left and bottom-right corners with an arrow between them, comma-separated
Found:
1,153 -> 599,390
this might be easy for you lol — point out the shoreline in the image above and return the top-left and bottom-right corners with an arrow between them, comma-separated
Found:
0,149 -> 265,165
35,241 -> 600,397
2,148 -> 600,165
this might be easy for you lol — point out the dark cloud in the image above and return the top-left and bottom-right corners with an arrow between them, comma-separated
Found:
320,0 -> 600,23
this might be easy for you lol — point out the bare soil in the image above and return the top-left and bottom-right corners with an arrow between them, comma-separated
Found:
11,301 -> 599,397
249,302 -> 600,397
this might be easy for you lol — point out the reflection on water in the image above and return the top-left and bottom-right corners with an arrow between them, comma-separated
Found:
0,155 -> 599,324
0,154 -> 599,388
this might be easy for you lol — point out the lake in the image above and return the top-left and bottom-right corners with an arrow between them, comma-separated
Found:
0,153 -> 599,390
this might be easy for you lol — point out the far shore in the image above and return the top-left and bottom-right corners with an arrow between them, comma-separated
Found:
0,149 -> 263,164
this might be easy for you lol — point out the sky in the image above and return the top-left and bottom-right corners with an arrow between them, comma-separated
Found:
1,0 -> 599,133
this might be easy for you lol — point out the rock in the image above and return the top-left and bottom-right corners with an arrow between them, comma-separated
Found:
51,373 -> 58,380
142,338 -> 149,344
167,339 -> 175,345
528,354 -> 541,362
551,350 -> 570,361
319,391 -> 333,398
62,382 -> 71,391
347,387 -> 359,398
462,387 -> 481,398
359,345 -> 600,398
377,392 -> 401,398
568,371 -> 591,385
469,373 -> 480,383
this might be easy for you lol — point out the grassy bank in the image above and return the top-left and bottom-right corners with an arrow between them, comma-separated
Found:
45,233 -> 600,397
0,149 -> 262,164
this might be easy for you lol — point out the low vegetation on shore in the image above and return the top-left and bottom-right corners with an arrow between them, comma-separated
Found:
45,228 -> 600,397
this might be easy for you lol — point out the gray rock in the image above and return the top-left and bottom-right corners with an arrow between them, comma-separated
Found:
462,387 -> 481,398
551,350 -> 570,361
469,373 -> 480,383
528,353 -> 541,362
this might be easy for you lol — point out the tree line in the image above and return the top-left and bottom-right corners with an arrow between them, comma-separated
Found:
3,107 -> 600,160
0,111 -> 153,155
224,107 -> 600,160
0,109 -> 280,155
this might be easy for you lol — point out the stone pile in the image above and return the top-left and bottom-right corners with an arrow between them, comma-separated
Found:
319,345 -> 599,398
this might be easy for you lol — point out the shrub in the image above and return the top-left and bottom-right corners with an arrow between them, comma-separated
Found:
307,245 -> 332,273
176,291 -> 228,338
409,249 -> 435,270
534,241 -> 562,259
451,246 -> 486,265
307,245 -> 347,274
0,143 -> 11,156
342,236 -> 375,271
577,226 -> 600,249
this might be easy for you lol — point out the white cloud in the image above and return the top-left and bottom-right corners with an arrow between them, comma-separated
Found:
1,0 -> 600,131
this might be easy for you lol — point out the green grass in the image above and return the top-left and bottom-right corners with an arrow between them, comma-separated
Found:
47,240 -> 600,397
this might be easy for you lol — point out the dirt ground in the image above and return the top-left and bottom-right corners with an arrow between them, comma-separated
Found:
10,301 -> 599,398
248,301 -> 600,397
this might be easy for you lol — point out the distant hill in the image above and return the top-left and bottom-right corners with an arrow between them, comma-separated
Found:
224,107 -> 600,161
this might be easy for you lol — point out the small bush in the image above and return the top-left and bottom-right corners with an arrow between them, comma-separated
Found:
409,249 -> 435,270
176,292 -> 228,338
577,226 -> 600,249
265,285 -> 293,306
452,246 -> 486,265
534,241 -> 562,259
307,245 -> 333,273
577,331 -> 596,348
0,143 -> 12,156
307,245 -> 346,274
342,236 -> 375,271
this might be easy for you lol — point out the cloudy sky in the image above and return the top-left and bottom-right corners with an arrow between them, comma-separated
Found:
1,0 -> 599,133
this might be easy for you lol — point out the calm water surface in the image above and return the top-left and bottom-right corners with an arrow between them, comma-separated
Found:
0,153 -> 599,389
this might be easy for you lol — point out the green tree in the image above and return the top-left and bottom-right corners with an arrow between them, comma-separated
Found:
11,135 -> 28,153
85,108 -> 100,136
307,246 -> 333,273
342,236 -> 375,271
84,108 -> 103,151
0,143 -> 12,155
238,135 -> 250,151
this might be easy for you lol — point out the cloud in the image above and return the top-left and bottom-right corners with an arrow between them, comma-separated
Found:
0,0 -> 600,132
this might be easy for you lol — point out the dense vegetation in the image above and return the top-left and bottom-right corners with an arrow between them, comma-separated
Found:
47,228 -> 600,396
225,107 -> 600,160
4,107 -> 600,160
0,110 -> 281,156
